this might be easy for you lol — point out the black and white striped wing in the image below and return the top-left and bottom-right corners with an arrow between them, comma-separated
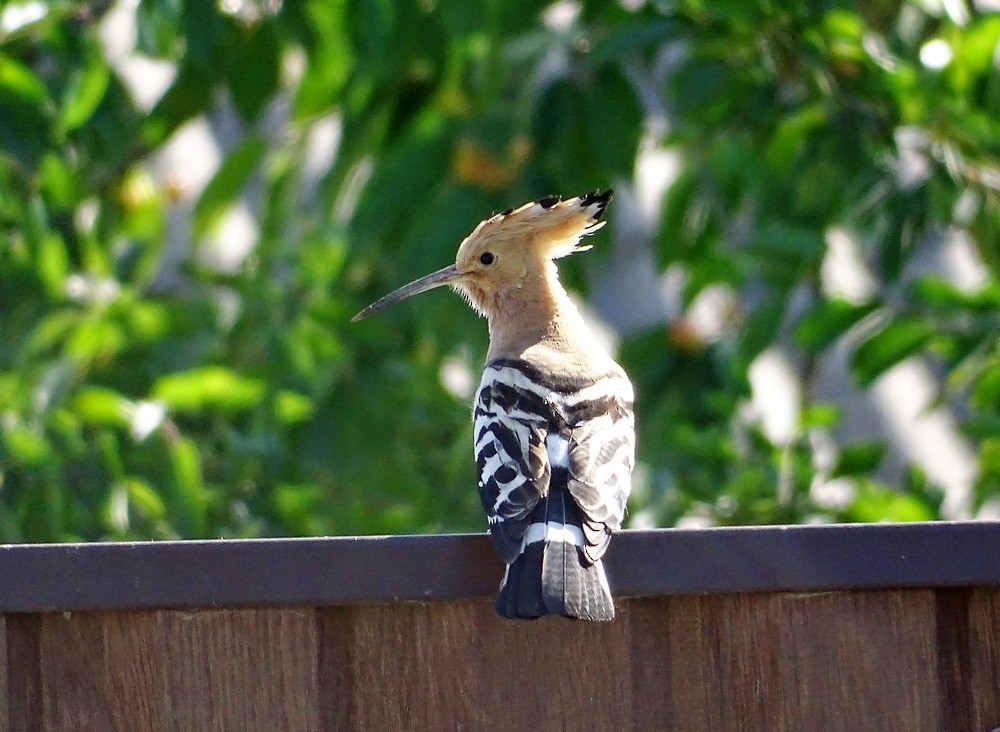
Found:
473,376 -> 551,563
566,376 -> 635,563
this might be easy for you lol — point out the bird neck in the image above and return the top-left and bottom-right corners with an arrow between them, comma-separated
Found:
484,262 -> 593,364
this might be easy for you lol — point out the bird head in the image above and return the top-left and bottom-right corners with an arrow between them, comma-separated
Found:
353,190 -> 613,321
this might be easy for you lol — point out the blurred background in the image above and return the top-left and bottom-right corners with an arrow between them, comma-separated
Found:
0,0 -> 998,542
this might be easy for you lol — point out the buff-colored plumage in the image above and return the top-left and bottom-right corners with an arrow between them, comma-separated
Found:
355,190 -> 632,621
354,191 -> 617,371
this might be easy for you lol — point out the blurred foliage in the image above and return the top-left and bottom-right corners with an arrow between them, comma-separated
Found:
0,0 -> 997,542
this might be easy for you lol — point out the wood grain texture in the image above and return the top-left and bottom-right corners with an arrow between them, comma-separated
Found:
345,602 -> 480,729
5,589 -> 1000,729
470,599 -> 633,730
628,593 -> 788,730
318,607 -> 357,731
0,616 -> 7,732
936,588 -> 974,731
161,608 -> 319,731
965,587 -> 1000,730
40,612 -> 131,731
628,596 -> 710,730
5,614 -> 42,731
335,599 -> 633,731
781,589 -> 939,730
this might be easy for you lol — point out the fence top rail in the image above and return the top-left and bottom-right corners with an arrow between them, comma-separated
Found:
1,521 -> 999,612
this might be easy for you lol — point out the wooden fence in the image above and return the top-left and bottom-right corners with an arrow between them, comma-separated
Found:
3,522 -> 1000,730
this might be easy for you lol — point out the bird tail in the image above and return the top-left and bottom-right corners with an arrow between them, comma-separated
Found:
495,483 -> 615,621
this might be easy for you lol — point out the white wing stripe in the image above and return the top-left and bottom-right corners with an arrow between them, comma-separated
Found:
546,434 -> 569,468
522,521 -> 585,547
480,364 -> 633,411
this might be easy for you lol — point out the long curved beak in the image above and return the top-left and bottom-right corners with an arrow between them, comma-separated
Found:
352,263 -> 462,322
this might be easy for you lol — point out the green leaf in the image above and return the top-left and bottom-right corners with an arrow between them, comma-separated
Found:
39,153 -> 80,209
274,482 -> 325,534
801,403 -> 840,428
229,24 -> 281,124
0,55 -> 48,104
587,66 -> 644,181
766,104 -> 827,173
831,440 -> 886,478
911,276 -> 1000,313
658,166 -> 699,266
0,55 -> 51,167
35,233 -> 69,300
1,425 -> 51,466
749,222 -> 825,282
737,296 -> 785,369
168,436 -> 208,537
293,0 -> 352,118
72,387 -> 129,427
275,390 -> 315,425
124,477 -> 167,521
850,317 -> 934,386
795,298 -> 878,350
135,0 -> 184,58
842,482 -> 936,523
153,366 -> 266,413
193,135 -> 267,237
971,361 -> 1000,411
532,79 -> 590,186
142,61 -> 215,147
57,58 -> 110,134
588,19 -> 677,66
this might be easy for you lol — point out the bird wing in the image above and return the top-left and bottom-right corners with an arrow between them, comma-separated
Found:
473,371 -> 552,564
565,378 -> 635,563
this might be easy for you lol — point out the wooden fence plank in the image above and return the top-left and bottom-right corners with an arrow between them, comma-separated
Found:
936,588 -> 974,731
782,589 -> 939,730
98,612 -> 167,731
317,607 -> 357,731
628,596 -> 711,730
0,616 -> 7,732
706,593 -> 788,730
161,608 -> 319,731
6,527 -> 1000,729
965,587 -> 1000,729
346,602 -> 481,729
341,599 -> 634,730
39,612 -> 129,731
628,594 -> 788,730
471,600 -> 633,730
5,614 -> 42,731
339,600 -> 477,729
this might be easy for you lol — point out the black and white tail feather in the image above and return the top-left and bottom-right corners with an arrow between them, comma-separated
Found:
474,359 -> 634,620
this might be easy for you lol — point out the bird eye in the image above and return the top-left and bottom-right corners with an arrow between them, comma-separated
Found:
479,252 -> 495,266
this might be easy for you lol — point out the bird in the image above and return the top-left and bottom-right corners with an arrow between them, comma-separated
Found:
353,190 -> 634,621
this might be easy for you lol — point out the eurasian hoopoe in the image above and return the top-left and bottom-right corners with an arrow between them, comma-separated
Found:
354,191 -> 635,621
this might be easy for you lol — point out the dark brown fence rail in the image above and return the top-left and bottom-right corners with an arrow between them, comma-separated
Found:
3,523 -> 1000,730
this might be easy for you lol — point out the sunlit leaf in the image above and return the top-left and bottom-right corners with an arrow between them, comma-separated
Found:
275,390 -> 315,425
35,233 -> 69,300
850,317 -> 934,386
153,366 -> 266,413
72,387 -> 129,427
57,57 -> 110,134
193,135 -> 267,237
168,436 -> 208,537
841,482 -> 936,523
1,425 -> 51,466
795,299 -> 878,350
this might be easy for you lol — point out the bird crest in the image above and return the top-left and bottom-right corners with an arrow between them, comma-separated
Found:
457,190 -> 613,265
